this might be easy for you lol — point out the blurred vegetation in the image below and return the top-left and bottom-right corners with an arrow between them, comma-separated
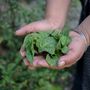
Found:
0,0 -> 80,90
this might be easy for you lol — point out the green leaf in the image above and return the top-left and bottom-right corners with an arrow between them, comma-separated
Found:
60,35 -> 68,46
26,49 -> 34,63
23,30 -> 71,66
51,30 -> 61,40
56,39 -> 61,50
66,36 -> 71,45
23,34 -> 35,63
60,35 -> 71,47
38,31 -> 51,38
46,54 -> 59,66
61,46 -> 69,54
61,27 -> 70,36
36,36 -> 57,55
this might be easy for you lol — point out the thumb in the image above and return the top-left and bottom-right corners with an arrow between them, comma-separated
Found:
15,23 -> 38,36
58,49 -> 78,68
15,20 -> 51,36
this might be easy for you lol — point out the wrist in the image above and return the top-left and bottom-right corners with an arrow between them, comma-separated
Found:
73,30 -> 89,51
74,16 -> 90,46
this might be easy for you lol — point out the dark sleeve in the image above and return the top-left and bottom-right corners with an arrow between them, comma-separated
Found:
75,15 -> 90,46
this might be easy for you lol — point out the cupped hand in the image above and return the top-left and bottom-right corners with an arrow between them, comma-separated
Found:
16,19 -> 63,69
57,31 -> 87,69
16,19 -> 63,36
19,30 -> 88,70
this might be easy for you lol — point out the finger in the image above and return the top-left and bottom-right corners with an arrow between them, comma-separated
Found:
15,20 -> 58,36
20,47 -> 26,58
35,57 -> 63,70
16,23 -> 37,36
23,58 -> 35,70
34,56 -> 49,68
23,58 -> 32,66
58,48 -> 78,68
15,20 -> 50,36
37,60 -> 49,67
23,56 -> 49,69
33,56 -> 61,69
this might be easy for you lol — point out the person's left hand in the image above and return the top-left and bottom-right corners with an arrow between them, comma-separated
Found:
20,31 -> 88,70
57,31 -> 87,69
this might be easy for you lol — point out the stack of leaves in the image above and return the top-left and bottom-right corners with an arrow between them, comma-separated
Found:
23,29 -> 71,66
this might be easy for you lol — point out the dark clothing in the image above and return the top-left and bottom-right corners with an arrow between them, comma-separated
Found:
80,0 -> 90,22
72,0 -> 90,90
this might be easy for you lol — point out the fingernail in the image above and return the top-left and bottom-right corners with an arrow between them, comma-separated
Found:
15,32 -> 18,36
15,30 -> 21,35
59,61 -> 65,66
15,30 -> 18,34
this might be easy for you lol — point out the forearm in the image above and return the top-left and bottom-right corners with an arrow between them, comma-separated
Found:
45,0 -> 71,27
75,15 -> 90,46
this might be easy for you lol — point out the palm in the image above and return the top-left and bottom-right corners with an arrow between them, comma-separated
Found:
21,31 -> 86,69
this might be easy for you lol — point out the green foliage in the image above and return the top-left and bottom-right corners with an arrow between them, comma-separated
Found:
23,30 -> 71,66
0,0 -> 73,90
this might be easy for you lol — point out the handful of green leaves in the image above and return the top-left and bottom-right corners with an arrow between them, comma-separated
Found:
23,29 -> 71,66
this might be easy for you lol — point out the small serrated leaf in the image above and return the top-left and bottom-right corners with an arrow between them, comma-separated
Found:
46,54 -> 59,66
60,35 -> 67,46
36,36 -> 57,55
26,49 -> 34,64
61,46 -> 69,54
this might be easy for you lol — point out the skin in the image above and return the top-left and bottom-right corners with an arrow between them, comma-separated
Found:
15,0 -> 90,70
16,0 -> 71,36
19,30 -> 87,70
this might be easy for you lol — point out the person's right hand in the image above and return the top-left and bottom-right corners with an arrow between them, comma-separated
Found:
16,19 -> 63,36
15,19 -> 64,69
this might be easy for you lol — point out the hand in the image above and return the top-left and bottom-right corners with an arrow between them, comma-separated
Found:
16,19 -> 63,36
16,19 -> 63,69
19,31 -> 88,70
58,31 -> 87,69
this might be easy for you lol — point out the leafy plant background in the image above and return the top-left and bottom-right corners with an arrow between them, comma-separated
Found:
0,0 -> 81,90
